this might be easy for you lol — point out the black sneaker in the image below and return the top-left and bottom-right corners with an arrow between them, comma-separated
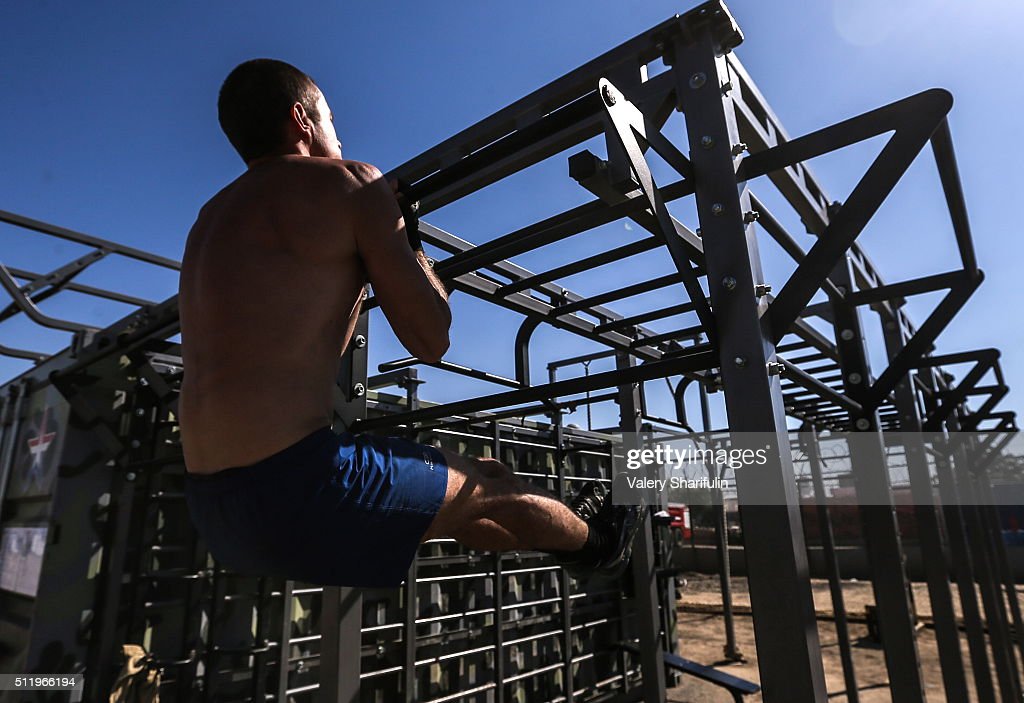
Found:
569,480 -> 607,522
559,480 -> 648,581
594,493 -> 648,579
555,481 -> 608,578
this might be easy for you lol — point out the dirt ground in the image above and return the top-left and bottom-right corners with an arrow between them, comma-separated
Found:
664,574 -> 1024,702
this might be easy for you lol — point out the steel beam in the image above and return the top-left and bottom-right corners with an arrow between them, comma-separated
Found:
881,316 -> 969,702
830,254 -> 926,702
320,312 -> 369,703
671,15 -> 827,702
616,351 -> 667,702
0,208 -> 181,270
804,428 -> 859,703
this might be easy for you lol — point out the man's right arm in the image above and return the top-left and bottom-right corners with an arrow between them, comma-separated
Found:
341,162 -> 451,362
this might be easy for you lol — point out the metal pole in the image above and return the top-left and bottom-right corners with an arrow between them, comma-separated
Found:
0,381 -> 27,524
616,352 -> 667,702
276,580 -> 295,703
696,382 -> 742,662
946,429 -> 1019,703
556,417 -> 576,701
932,441 -> 997,703
321,312 -> 369,703
829,253 -> 926,702
547,364 -> 576,702
952,433 -> 1022,702
806,428 -> 859,702
881,318 -> 969,702
671,18 -> 827,701
975,472 -> 1024,685
491,420 -> 506,703
403,375 -> 422,703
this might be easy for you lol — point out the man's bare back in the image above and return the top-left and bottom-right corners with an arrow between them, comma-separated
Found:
179,156 -> 449,472
179,156 -> 364,471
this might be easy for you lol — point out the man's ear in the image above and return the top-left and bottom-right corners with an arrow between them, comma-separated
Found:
291,102 -> 313,141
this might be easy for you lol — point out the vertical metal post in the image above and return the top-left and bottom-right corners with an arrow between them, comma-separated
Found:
514,318 -> 541,386
552,408 -> 575,702
671,22 -> 827,702
547,365 -> 575,701
403,374 -> 421,703
321,312 -> 369,703
615,352 -> 667,702
319,587 -> 363,703
402,533 -> 418,703
881,318 -> 969,701
950,432 -> 1022,702
0,381 -> 27,523
931,441 -> 996,703
252,577 -> 272,699
203,564 -> 225,702
491,420 -> 506,703
695,382 -> 741,661
276,580 -> 294,703
183,473 -> 208,701
974,472 -> 1024,681
86,456 -> 139,700
708,460 -> 741,660
805,428 -> 859,702
829,254 -> 925,702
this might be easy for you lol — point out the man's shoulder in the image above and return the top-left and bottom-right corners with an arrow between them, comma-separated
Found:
305,158 -> 383,190
211,157 -> 386,196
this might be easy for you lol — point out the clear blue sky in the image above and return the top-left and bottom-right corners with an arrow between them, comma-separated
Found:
1,0 -> 1021,429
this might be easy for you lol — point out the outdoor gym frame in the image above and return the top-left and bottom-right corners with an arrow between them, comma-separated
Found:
0,1 -> 1020,702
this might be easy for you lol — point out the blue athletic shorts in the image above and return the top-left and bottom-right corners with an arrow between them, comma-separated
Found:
184,427 -> 449,588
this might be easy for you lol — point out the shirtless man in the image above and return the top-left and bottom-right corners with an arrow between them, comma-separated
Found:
179,59 -> 640,588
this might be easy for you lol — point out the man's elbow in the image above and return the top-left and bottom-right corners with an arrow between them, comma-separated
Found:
416,333 -> 450,364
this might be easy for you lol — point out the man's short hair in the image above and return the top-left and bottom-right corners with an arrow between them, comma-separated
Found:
218,59 -> 321,163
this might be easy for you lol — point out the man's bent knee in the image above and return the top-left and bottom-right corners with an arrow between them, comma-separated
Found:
423,451 -> 520,541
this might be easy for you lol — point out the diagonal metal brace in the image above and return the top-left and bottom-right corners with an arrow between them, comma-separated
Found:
918,349 -> 1003,431
0,260 -> 100,334
599,77 -> 716,340
760,90 -> 954,344
0,249 -> 109,324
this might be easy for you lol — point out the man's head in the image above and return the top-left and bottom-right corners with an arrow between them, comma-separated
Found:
218,59 -> 342,164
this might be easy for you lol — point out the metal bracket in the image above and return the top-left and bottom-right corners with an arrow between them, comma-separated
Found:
600,77 -> 716,339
